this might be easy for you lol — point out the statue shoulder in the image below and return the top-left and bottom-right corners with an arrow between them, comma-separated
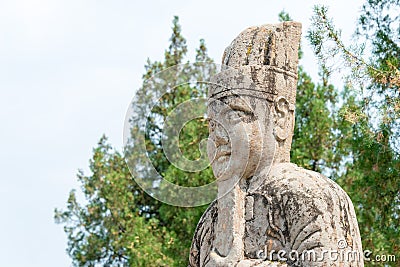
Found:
258,163 -> 350,199
249,163 -> 363,261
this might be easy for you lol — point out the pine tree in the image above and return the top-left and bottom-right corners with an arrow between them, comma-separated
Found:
55,16 -> 215,266
279,11 -> 342,176
308,3 -> 400,263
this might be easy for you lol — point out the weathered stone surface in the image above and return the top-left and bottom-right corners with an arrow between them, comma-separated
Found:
189,22 -> 364,266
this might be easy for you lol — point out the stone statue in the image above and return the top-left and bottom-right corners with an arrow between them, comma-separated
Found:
188,22 -> 364,267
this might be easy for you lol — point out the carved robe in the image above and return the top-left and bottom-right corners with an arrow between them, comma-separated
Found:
189,163 -> 364,267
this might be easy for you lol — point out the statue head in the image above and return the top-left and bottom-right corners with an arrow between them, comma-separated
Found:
207,22 -> 302,181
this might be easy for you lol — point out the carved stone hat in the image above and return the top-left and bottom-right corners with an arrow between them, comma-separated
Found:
208,21 -> 302,108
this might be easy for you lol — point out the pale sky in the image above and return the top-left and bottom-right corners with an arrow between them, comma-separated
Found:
0,0 -> 364,266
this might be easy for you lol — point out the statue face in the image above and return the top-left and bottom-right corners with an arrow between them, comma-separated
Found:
207,95 -> 275,181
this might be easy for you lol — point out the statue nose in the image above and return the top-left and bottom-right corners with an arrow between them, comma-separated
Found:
214,125 -> 229,146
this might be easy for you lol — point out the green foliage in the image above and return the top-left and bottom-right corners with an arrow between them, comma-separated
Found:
54,137 -> 176,266
291,66 -> 341,174
278,10 -> 292,24
358,0 -> 400,88
279,11 -> 341,174
308,3 -> 400,264
56,16 -> 214,266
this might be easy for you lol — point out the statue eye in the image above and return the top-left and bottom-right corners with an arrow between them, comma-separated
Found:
227,109 -> 253,123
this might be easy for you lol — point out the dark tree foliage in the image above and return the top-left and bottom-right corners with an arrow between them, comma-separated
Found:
280,11 -> 342,175
55,17 -> 214,266
308,2 -> 400,264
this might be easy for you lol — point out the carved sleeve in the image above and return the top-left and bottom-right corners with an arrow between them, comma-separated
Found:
188,202 -> 218,267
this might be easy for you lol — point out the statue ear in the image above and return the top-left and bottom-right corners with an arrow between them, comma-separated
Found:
273,96 -> 294,141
